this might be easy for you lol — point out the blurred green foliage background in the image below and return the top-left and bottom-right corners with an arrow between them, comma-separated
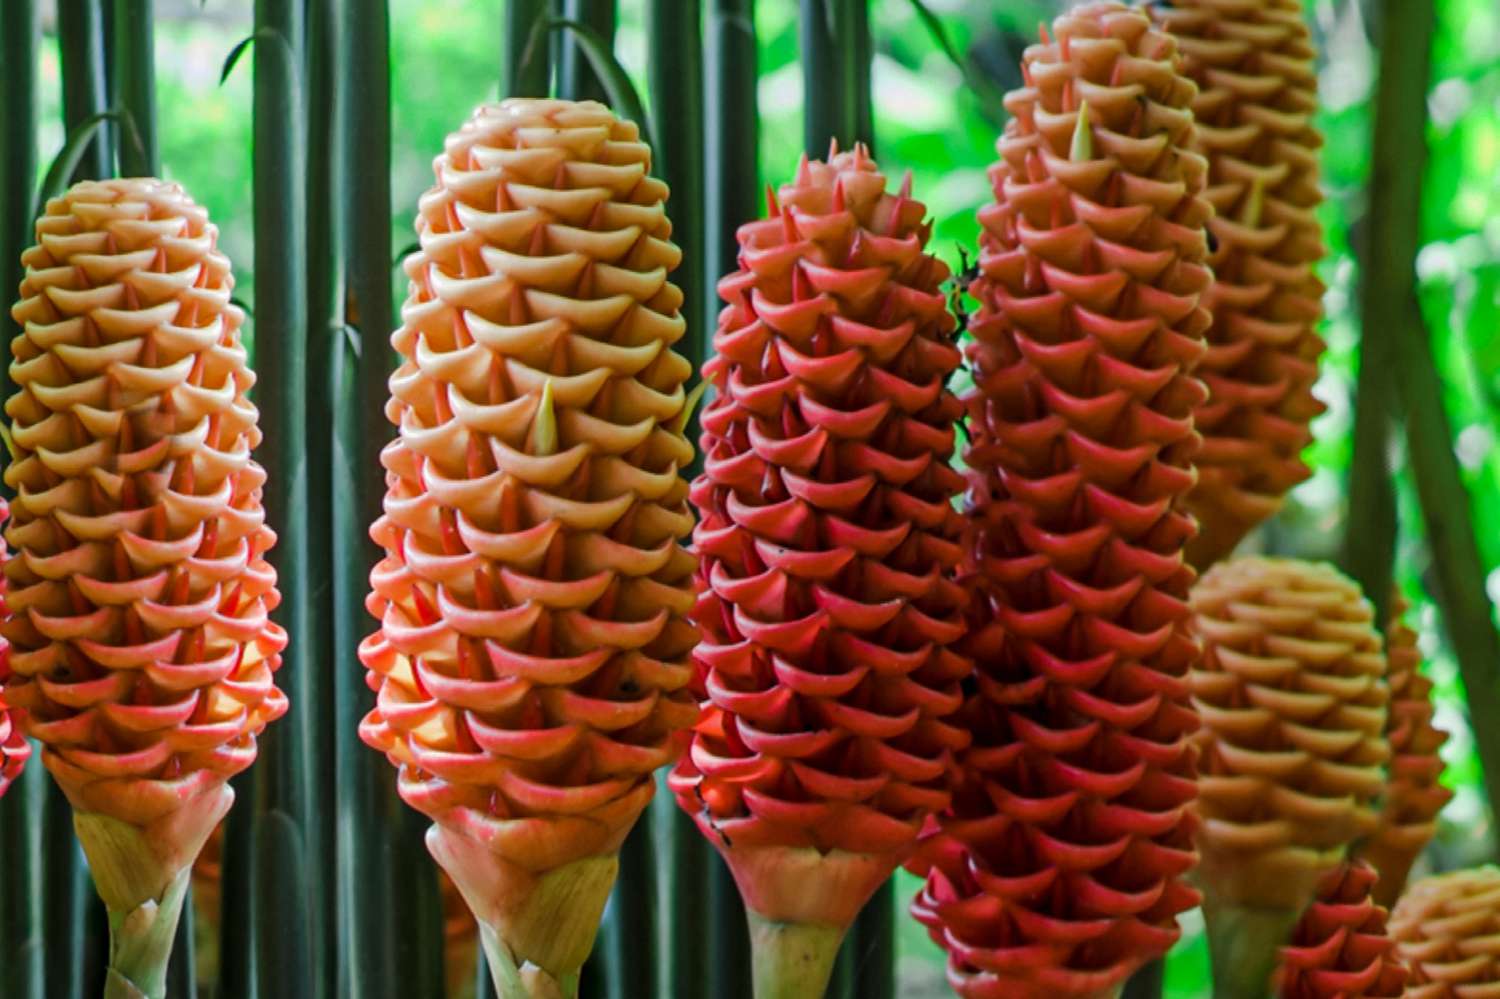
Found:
26,1 -> 1500,995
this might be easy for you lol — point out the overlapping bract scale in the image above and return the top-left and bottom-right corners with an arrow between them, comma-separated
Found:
359,99 -> 699,875
2,178 -> 285,827
0,498 -> 28,799
1190,558 -> 1389,909
1278,860 -> 1408,999
1366,595 -> 1451,907
668,145 -> 971,863
1390,866 -> 1500,998
1148,0 -> 1328,567
912,6 -> 1212,996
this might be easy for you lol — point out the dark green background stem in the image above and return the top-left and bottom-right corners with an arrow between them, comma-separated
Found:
505,0 -> 550,97
111,0 -> 157,175
554,0 -> 614,104
57,0 -> 114,181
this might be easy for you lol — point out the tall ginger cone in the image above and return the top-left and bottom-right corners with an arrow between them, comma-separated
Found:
1364,594 -> 1451,908
1191,558 -> 1389,998
1389,866 -> 1500,996
1147,0 -> 1328,569
909,6 -> 1211,998
1276,859 -> 1409,999
2,178 -> 286,998
667,146 -> 971,998
358,99 -> 700,999
0,498 -> 30,799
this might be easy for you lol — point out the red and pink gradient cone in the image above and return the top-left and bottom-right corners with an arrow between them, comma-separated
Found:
908,5 -> 1212,997
1277,859 -> 1408,999
1365,594 -> 1452,908
1147,0 -> 1329,568
668,144 -> 971,997
358,99 -> 700,999
3,178 -> 286,999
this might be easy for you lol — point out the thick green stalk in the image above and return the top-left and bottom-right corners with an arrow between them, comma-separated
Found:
702,3 -> 758,996
57,0 -> 113,180
338,3 -> 446,996
554,0 -> 614,103
799,0 -> 873,156
846,0 -> 873,153
845,884 -> 894,998
505,0 -> 550,97
748,913 -> 844,999
246,1 -> 318,995
111,0 -> 157,175
1374,0 -> 1500,823
0,8 -> 43,994
42,790 -> 90,999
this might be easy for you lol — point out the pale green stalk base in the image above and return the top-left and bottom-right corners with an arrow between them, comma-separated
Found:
747,911 -> 846,999
101,865 -> 192,999
480,921 -> 580,999
1203,897 -> 1300,999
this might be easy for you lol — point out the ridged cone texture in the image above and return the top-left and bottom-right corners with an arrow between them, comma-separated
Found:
1149,0 -> 1328,568
913,5 -> 1212,996
1278,859 -> 1409,999
667,142 -> 971,898
1190,558 -> 1389,911
2,178 -> 285,830
1390,866 -> 1500,997
1365,594 -> 1451,906
359,98 -> 700,878
0,497 -> 28,798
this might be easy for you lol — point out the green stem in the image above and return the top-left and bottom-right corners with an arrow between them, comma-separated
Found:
111,0 -> 158,175
554,0 -> 614,103
57,0 -> 113,180
845,881 -> 894,999
102,867 -> 192,999
505,0 -> 550,97
747,911 -> 845,999
480,923 -> 580,999
1201,898 -> 1299,999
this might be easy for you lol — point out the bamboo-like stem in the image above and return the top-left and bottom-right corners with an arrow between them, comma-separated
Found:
43,789 -> 91,999
505,0 -> 549,97
1371,0 -> 1500,822
799,0 -> 848,155
111,0 -> 157,175
247,1 -> 318,995
748,913 -> 845,999
57,0 -> 113,180
845,884 -> 894,998
554,0 -> 614,104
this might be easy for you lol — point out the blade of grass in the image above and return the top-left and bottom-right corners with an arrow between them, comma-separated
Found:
244,4 -> 320,997
702,3 -> 757,996
541,18 -> 649,145
555,0 -> 615,104
33,109 -> 127,220
505,0 -> 550,96
111,0 -> 158,175
57,0 -> 113,180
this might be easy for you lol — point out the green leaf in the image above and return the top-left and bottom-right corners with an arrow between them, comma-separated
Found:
220,27 -> 292,86
529,18 -> 653,145
906,0 -> 967,80
33,108 -> 121,220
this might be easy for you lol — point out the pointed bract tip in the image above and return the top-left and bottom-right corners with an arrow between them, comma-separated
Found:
670,380 -> 710,437
831,178 -> 846,213
766,183 -> 781,217
1240,175 -> 1267,228
795,153 -> 813,187
1070,101 -> 1093,162
899,170 -> 913,200
827,137 -> 840,160
530,379 -> 557,456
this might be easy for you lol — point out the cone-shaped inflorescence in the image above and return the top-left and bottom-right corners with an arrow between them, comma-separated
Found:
1147,0 -> 1328,568
1390,866 -> 1500,996
1365,594 -> 1451,909
3,178 -> 286,999
1190,557 -> 1389,998
910,6 -> 1213,998
667,143 -> 971,998
1277,859 -> 1408,999
0,498 -> 28,799
358,98 -> 700,999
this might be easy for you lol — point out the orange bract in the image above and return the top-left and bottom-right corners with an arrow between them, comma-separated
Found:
1191,558 -> 1388,910
2,178 -> 285,829
1390,866 -> 1500,997
0,497 -> 28,799
1149,0 -> 1328,567
912,5 -> 1212,996
359,98 -> 700,878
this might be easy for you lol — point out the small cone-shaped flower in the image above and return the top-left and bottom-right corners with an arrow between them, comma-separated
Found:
911,6 -> 1213,998
358,99 -> 699,997
1147,0 -> 1328,568
1365,594 -> 1451,908
1191,557 -> 1389,997
669,145 -> 970,997
0,498 -> 28,799
1277,860 -> 1409,999
3,178 -> 285,999
1390,866 -> 1500,997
